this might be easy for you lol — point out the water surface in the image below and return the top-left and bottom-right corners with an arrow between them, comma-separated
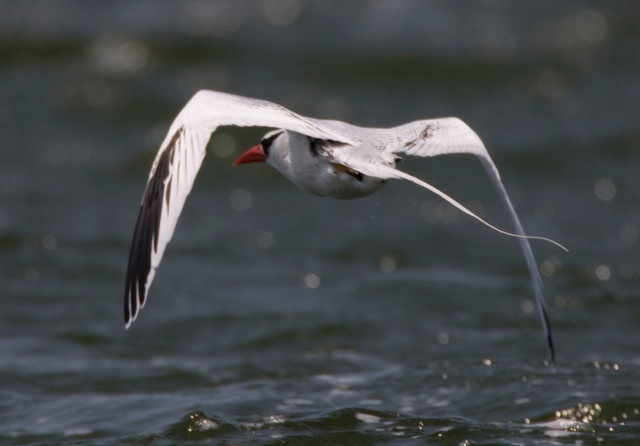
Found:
2,1 -> 640,444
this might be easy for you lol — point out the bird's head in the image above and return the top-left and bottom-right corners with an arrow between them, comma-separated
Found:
233,129 -> 285,167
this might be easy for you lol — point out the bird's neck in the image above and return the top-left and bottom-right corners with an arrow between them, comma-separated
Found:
267,131 -> 313,181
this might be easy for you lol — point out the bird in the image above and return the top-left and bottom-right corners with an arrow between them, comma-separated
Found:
124,90 -> 566,362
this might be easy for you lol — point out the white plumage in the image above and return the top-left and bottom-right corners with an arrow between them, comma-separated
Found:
124,90 -> 565,361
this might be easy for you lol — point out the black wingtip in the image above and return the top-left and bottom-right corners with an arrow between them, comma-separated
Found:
540,302 -> 556,366
124,202 -> 153,328
123,128 -> 182,328
546,331 -> 556,366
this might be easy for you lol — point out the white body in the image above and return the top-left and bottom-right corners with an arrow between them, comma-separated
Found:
267,131 -> 390,199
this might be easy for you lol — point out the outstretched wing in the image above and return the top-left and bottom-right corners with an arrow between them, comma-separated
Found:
124,90 -> 355,328
333,117 -> 565,363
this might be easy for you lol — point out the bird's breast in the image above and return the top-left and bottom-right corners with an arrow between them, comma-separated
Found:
271,132 -> 388,200
291,161 -> 386,200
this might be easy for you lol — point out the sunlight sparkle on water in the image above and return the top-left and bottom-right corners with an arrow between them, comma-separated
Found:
521,300 -> 535,314
211,132 -> 237,159
539,255 -> 562,277
437,332 -> 449,345
379,256 -> 396,273
256,230 -> 275,248
303,273 -> 320,289
594,178 -> 616,201
595,264 -> 611,281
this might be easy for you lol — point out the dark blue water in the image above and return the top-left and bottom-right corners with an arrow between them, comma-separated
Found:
2,1 -> 640,444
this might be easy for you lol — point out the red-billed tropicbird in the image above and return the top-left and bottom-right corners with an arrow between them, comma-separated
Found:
124,90 -> 566,361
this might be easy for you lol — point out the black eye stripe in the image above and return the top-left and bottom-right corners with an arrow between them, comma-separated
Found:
261,131 -> 283,156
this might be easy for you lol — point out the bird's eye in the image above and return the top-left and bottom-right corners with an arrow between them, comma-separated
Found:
260,140 -> 271,156
260,131 -> 283,156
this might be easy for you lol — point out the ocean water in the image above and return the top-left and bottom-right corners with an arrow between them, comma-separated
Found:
2,1 -> 640,444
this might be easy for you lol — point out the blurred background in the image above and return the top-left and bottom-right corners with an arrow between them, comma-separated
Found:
1,1 -> 639,444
